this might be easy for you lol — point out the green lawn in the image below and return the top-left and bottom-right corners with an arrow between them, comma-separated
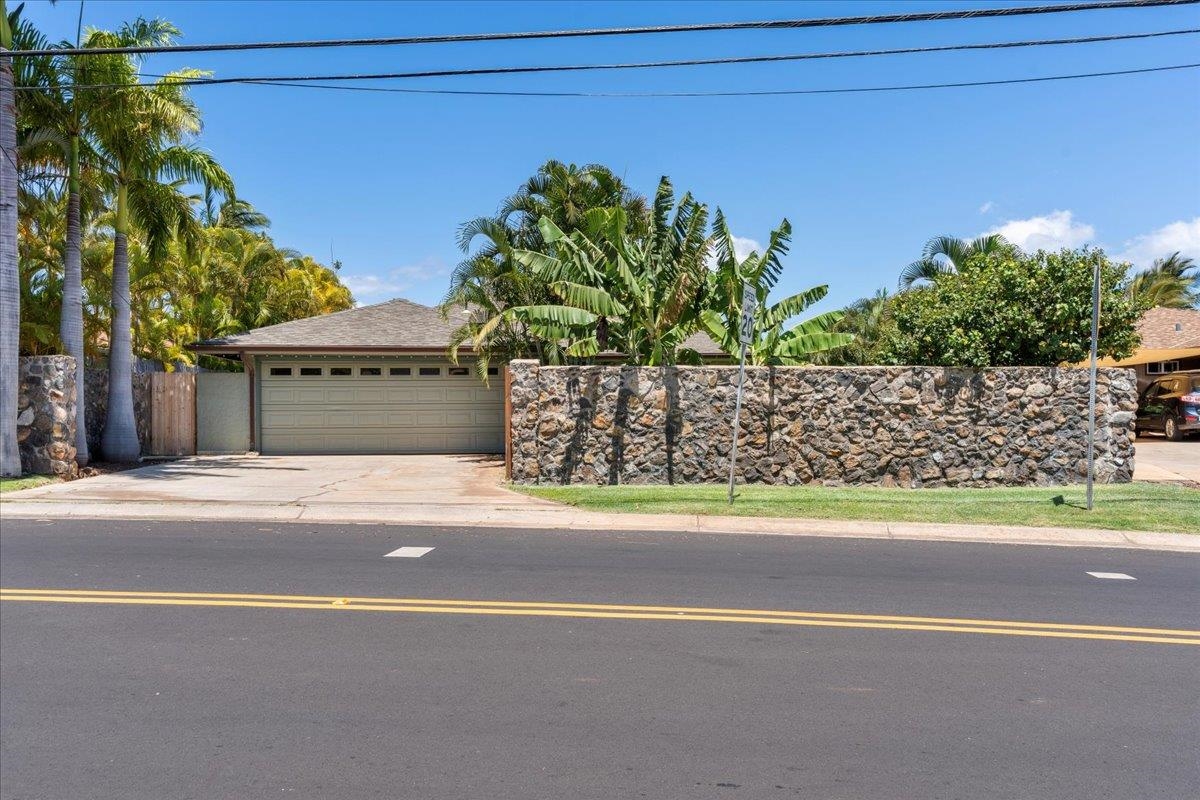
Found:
0,475 -> 55,494
515,483 -> 1200,534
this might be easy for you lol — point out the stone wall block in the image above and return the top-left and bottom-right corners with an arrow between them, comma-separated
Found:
84,369 -> 152,457
508,365 -> 1137,488
17,356 -> 79,477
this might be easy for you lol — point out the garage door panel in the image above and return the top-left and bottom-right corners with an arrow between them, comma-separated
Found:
263,387 -> 305,404
355,388 -> 386,403
385,387 -> 419,403
260,361 -> 504,455
262,410 -> 324,427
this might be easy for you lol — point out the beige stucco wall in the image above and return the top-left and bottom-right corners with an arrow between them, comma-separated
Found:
197,372 -> 250,454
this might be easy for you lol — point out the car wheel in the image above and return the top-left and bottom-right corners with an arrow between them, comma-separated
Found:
1165,415 -> 1183,441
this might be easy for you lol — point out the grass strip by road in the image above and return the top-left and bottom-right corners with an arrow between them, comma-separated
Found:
514,483 -> 1200,534
3,588 -> 1198,646
0,476 -> 55,494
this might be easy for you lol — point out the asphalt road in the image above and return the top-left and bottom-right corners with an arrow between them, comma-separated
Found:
2,519 -> 1197,800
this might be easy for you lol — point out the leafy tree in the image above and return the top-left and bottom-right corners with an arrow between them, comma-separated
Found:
1126,251 -> 1198,309
899,233 -> 1014,289
495,178 -> 711,365
700,213 -> 852,365
884,247 -> 1141,367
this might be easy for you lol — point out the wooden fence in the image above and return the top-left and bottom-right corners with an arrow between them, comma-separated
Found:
147,372 -> 196,456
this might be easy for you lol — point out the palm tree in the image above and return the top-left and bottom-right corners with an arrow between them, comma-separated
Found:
15,17 -> 183,465
85,22 -> 232,461
700,212 -> 853,365
899,233 -> 1013,289
200,188 -> 270,232
815,288 -> 893,365
1126,252 -> 1198,309
15,18 -> 92,463
261,254 -> 352,326
1,0 -> 22,476
15,188 -> 64,354
497,160 -> 649,240
495,177 -> 712,365
441,161 -> 649,375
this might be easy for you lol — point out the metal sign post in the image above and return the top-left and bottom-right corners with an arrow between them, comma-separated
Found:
1086,259 -> 1101,511
728,283 -> 756,505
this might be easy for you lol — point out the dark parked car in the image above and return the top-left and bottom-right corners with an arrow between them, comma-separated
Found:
1135,371 -> 1200,441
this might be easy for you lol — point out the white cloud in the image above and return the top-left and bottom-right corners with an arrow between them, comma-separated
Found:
731,235 -> 763,262
978,201 -> 995,215
1114,217 -> 1200,268
985,210 -> 1095,252
341,258 -> 448,304
707,234 -> 763,269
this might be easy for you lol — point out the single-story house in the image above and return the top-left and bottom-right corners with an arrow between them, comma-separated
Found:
190,298 -> 722,455
1096,306 -> 1200,388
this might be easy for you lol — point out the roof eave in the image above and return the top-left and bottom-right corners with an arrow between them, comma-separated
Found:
187,344 -> 462,355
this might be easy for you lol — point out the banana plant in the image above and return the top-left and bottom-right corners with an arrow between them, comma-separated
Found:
492,177 -> 710,366
701,213 -> 854,365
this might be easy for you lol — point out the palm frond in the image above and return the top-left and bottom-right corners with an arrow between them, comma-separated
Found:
899,257 -> 949,289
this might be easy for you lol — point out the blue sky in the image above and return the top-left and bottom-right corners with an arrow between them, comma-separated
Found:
21,0 -> 1200,312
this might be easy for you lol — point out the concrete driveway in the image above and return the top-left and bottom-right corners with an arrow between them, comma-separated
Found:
1135,438 -> 1200,483
5,454 -> 547,510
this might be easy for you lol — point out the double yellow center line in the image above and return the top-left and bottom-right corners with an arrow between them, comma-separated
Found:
3,588 -> 1198,645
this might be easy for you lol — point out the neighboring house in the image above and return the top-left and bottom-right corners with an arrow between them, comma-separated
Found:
190,298 -> 721,455
1097,306 -> 1200,388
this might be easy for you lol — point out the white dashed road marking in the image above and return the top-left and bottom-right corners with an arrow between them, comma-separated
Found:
385,546 -> 435,558
1087,572 -> 1136,581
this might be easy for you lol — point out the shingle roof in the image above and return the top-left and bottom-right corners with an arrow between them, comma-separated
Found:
680,330 -> 723,355
1137,306 -> 1200,350
191,299 -> 471,352
191,297 -> 724,356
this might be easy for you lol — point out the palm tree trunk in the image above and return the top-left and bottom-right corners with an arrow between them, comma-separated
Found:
100,183 -> 140,462
0,39 -> 22,477
61,135 -> 88,465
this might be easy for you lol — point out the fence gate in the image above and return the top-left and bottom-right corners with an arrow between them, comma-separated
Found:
147,372 -> 197,456
196,372 -> 249,453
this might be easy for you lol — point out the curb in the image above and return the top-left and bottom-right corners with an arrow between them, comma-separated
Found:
2,499 -> 1197,552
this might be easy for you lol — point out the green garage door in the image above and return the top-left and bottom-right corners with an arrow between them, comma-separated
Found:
259,360 -> 503,455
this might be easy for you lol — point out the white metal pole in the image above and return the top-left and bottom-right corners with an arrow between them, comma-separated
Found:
1086,259 -> 1101,511
727,341 -> 748,505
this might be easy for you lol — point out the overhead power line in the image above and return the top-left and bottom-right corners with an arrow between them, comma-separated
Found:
8,0 -> 1198,58
112,63 -> 1200,99
21,29 -> 1200,93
